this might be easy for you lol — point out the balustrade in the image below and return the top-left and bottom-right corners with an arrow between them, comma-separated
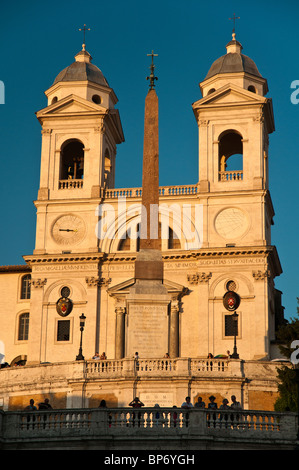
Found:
219,170 -> 243,181
3,407 -> 295,445
84,358 -> 231,378
104,184 -> 197,199
59,179 -> 83,189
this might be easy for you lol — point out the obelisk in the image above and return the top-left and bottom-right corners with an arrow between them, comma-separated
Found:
134,50 -> 163,281
126,51 -> 170,358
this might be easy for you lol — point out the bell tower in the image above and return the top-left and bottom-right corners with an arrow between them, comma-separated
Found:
34,45 -> 124,255
192,33 -> 275,249
190,33 -> 282,360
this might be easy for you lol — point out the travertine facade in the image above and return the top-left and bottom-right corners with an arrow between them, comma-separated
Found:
0,34 -> 286,411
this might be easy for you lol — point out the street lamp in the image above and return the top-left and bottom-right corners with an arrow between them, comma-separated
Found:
230,311 -> 239,359
76,313 -> 86,361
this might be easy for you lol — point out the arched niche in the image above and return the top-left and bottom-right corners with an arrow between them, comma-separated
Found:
60,139 -> 85,181
218,130 -> 243,181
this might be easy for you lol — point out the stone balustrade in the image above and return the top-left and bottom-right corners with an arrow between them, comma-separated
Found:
59,179 -> 83,189
219,170 -> 243,181
0,407 -> 297,449
104,184 -> 198,199
84,357 -> 238,378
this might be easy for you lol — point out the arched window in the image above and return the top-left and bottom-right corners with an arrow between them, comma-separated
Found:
218,131 -> 243,181
18,313 -> 30,341
60,140 -> 84,181
104,148 -> 112,187
168,227 -> 181,249
117,223 -> 181,251
207,88 -> 216,95
248,85 -> 256,93
20,274 -> 31,299
118,230 -> 131,251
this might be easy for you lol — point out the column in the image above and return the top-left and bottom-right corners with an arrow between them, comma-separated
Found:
169,299 -> 180,358
115,306 -> 126,359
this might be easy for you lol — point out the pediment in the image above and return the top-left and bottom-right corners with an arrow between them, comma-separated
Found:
193,84 -> 266,109
36,94 -> 106,118
108,278 -> 188,298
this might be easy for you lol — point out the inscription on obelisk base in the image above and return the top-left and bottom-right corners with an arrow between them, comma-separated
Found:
126,294 -> 169,358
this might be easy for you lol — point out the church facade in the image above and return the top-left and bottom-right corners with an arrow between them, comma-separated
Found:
0,34 -> 286,410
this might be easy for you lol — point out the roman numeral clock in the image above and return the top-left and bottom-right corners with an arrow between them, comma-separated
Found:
51,214 -> 86,246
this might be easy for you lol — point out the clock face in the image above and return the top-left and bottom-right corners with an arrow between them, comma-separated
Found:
51,214 -> 86,246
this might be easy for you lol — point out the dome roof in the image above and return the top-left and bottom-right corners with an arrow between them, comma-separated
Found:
204,37 -> 263,81
52,50 -> 109,87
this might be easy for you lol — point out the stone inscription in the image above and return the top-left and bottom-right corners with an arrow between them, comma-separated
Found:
33,264 -> 98,272
140,392 -> 174,407
127,303 -> 168,358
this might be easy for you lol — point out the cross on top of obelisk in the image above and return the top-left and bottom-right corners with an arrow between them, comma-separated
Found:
146,50 -> 158,89
79,24 -> 91,51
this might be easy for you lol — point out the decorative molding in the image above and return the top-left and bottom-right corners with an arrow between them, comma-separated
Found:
170,300 -> 180,312
253,115 -> 264,123
94,123 -> 106,134
252,270 -> 270,281
198,119 -> 209,127
85,276 -> 112,287
187,272 -> 212,284
30,278 -> 47,288
115,306 -> 126,315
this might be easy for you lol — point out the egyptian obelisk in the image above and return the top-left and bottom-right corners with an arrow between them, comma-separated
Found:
126,52 -> 170,358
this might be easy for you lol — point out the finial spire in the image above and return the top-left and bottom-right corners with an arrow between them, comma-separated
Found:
79,24 -> 91,51
146,50 -> 158,89
229,13 -> 240,39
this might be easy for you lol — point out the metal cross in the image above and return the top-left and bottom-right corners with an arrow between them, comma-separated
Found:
146,50 -> 158,89
229,13 -> 240,33
79,24 -> 91,50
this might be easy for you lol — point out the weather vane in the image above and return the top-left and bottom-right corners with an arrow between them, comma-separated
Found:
79,24 -> 91,51
229,13 -> 240,36
146,50 -> 158,90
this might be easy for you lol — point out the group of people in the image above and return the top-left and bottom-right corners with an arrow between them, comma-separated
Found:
92,352 -> 107,360
182,395 -> 242,410
24,398 -> 52,411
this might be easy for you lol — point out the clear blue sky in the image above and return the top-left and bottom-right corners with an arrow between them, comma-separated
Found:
0,0 -> 298,321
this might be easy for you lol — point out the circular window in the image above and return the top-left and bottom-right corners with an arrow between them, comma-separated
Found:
61,286 -> 71,298
92,94 -> 101,104
51,96 -> 58,104
226,280 -> 236,292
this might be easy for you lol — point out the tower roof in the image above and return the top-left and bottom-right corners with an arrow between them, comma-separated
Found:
52,49 -> 109,87
204,34 -> 263,81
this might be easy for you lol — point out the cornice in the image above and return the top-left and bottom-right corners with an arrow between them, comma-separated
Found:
23,252 -> 105,266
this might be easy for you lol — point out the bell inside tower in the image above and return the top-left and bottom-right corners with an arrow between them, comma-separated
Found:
219,130 -> 243,181
60,139 -> 84,181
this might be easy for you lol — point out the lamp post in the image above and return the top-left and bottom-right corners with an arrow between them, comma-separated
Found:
76,313 -> 86,361
230,311 -> 239,359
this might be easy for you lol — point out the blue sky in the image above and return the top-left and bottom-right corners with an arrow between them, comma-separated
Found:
0,0 -> 298,321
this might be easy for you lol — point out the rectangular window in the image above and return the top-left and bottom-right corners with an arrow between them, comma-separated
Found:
21,275 -> 31,299
57,320 -> 70,341
224,314 -> 239,337
18,313 -> 29,341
